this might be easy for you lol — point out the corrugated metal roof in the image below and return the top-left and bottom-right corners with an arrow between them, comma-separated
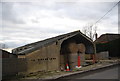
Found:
12,30 -> 93,55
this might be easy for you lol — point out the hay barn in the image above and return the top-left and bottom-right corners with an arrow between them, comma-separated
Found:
12,30 -> 95,73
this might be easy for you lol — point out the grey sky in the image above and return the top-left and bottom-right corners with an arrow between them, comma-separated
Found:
0,0 -> 119,49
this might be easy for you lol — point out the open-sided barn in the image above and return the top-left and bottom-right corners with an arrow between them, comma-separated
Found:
12,30 -> 95,73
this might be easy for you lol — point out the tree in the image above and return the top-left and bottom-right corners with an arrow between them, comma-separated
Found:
82,23 -> 97,40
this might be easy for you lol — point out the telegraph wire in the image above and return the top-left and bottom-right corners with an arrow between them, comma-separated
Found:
94,1 -> 120,25
91,1 -> 119,40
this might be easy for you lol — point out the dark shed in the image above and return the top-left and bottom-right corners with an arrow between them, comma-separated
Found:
95,33 -> 120,58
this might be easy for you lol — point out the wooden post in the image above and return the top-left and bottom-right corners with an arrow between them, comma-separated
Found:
92,54 -> 95,64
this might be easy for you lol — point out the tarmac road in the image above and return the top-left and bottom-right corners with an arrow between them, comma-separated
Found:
79,66 -> 118,79
53,65 -> 119,81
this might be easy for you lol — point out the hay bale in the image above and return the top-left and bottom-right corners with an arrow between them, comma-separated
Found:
78,43 -> 86,53
80,53 -> 85,65
85,54 -> 91,60
68,53 -> 78,69
68,42 -> 78,53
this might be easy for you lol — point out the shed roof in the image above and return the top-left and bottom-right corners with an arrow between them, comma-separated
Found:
95,33 -> 120,44
12,30 -> 93,55
0,49 -> 11,54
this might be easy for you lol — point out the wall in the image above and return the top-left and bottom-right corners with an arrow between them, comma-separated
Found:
25,42 -> 60,73
1,50 -> 9,58
18,55 -> 26,58
85,54 -> 92,60
2,58 -> 27,77
96,51 -> 109,60
60,55 -> 65,70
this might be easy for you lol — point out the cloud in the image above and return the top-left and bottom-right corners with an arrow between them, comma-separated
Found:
2,2 -> 25,24
1,1 -> 118,49
1,0 -> 120,2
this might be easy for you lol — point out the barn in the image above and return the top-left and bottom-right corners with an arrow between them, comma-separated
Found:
95,33 -> 120,59
12,30 -> 95,73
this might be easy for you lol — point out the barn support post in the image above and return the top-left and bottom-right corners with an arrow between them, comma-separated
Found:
93,43 -> 97,63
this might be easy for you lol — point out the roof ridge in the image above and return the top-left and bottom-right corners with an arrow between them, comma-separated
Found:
14,30 -> 80,48
12,30 -> 93,55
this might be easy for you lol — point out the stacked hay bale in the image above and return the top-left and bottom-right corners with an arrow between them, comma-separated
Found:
78,43 -> 86,53
77,43 -> 86,66
60,42 -> 86,70
85,54 -> 91,60
68,42 -> 86,69
68,42 -> 78,53
68,42 -> 78,69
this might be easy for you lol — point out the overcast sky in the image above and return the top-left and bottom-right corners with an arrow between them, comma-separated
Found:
0,0 -> 119,49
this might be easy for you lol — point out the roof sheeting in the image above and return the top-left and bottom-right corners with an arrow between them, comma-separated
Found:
95,33 -> 120,44
12,30 -> 93,55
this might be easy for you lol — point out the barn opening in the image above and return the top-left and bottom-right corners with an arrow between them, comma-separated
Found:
60,34 -> 94,70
